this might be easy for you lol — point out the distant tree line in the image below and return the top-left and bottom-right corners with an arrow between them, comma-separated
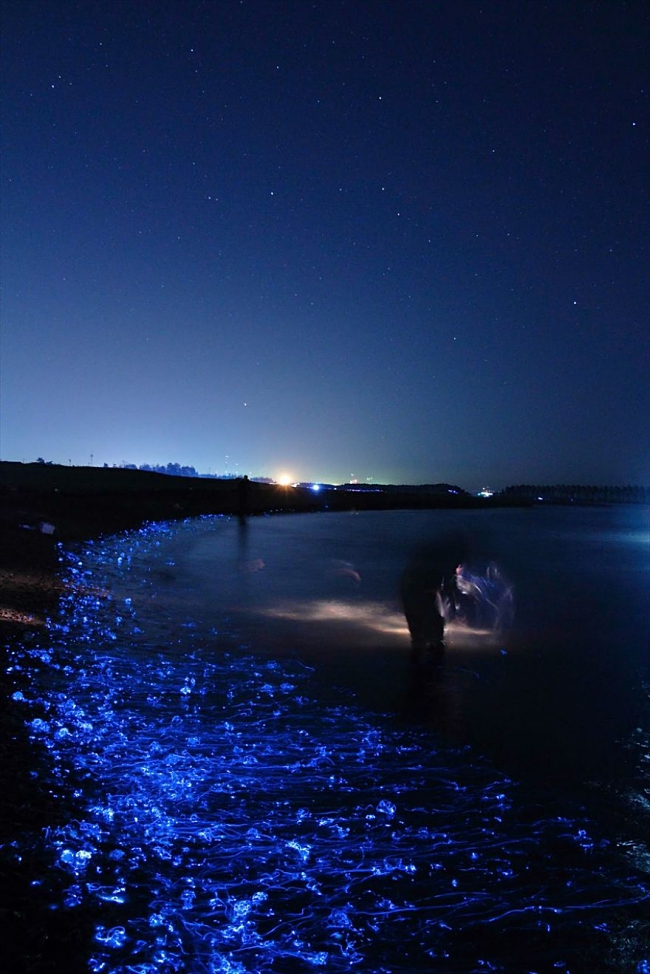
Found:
105,462 -> 273,482
104,461 -> 200,478
502,484 -> 649,504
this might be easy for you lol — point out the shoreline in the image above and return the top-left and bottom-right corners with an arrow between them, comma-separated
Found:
1,457 -> 643,658
1,477 -> 647,971
0,459 -> 531,642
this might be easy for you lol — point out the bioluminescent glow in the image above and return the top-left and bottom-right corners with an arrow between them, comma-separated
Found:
6,518 -> 650,973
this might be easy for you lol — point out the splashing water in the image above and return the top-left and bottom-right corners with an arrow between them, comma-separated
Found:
6,517 -> 650,973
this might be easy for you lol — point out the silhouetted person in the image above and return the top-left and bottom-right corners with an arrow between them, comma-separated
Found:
400,532 -> 469,663
237,475 -> 250,517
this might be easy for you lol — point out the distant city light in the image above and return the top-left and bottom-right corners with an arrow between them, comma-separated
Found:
478,487 -> 494,498
310,483 -> 321,492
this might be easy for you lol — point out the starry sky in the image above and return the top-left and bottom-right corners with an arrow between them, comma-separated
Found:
1,0 -> 648,490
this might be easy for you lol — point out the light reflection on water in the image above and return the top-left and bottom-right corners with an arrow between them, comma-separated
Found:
262,599 -> 506,643
7,511 -> 650,973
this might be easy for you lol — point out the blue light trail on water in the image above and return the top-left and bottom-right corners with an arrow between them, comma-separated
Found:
6,518 -> 650,973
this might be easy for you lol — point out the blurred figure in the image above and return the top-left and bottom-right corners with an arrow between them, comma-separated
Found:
455,561 -> 514,634
400,532 -> 469,663
330,559 -> 362,585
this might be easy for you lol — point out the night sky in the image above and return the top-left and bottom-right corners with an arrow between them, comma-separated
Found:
1,1 -> 648,490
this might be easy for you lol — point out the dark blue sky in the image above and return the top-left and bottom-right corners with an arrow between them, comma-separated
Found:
1,0 -> 648,489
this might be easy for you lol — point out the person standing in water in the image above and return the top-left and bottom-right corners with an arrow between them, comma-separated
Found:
400,532 -> 469,663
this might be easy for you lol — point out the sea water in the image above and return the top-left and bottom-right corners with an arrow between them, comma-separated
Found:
7,506 -> 650,972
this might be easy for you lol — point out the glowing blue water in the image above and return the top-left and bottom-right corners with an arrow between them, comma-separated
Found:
7,509 -> 650,972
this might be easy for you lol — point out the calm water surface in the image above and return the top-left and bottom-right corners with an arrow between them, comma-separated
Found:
10,506 -> 650,973
167,506 -> 650,790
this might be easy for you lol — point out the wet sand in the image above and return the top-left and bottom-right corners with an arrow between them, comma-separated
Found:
0,521 -> 82,971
